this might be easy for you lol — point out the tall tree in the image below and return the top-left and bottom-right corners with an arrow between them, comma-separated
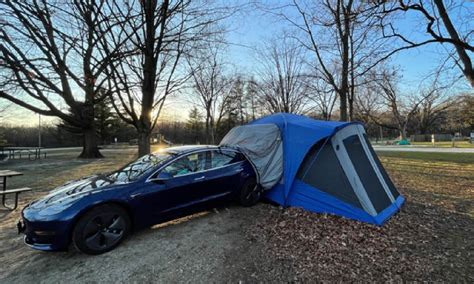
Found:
361,68 -> 445,140
413,85 -> 455,134
267,0 -> 391,121
0,0 -> 128,158
255,38 -> 309,114
379,0 -> 474,87
187,43 -> 234,144
106,0 -> 227,156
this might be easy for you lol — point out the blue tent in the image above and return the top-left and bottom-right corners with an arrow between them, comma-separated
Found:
240,113 -> 405,225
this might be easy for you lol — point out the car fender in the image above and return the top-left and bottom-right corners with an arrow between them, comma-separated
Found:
65,198 -> 136,246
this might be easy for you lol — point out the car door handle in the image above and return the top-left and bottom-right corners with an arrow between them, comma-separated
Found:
194,176 -> 205,181
235,168 -> 243,173
130,193 -> 143,199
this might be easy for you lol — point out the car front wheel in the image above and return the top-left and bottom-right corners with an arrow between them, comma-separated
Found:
72,204 -> 131,255
239,178 -> 261,206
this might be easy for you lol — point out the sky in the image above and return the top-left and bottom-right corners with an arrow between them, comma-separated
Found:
1,0 -> 472,127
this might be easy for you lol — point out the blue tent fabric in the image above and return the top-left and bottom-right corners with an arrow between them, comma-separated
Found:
250,113 -> 404,225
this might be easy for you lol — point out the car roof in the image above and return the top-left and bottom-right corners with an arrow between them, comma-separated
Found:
158,145 -> 221,155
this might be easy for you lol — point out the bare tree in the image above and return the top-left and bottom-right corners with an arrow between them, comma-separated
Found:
306,77 -> 338,120
263,1 -> 392,121
187,43 -> 234,144
245,77 -> 259,121
255,38 -> 309,114
0,0 -> 129,158
363,69 -> 447,140
354,83 -> 382,124
414,85 -> 456,134
379,0 -> 474,87
106,0 -> 228,156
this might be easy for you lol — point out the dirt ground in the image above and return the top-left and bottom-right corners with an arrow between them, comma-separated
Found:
0,150 -> 294,283
0,149 -> 472,282
1,205 -> 293,283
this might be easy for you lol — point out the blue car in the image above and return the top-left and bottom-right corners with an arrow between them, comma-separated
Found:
18,145 -> 260,255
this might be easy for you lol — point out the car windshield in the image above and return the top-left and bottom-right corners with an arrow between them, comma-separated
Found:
109,152 -> 174,182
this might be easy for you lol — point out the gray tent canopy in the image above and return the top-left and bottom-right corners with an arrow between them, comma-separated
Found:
219,124 -> 283,189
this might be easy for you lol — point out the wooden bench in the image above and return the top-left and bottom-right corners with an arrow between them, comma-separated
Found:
0,187 -> 32,210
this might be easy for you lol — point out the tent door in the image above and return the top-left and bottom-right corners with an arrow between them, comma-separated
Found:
330,124 -> 395,216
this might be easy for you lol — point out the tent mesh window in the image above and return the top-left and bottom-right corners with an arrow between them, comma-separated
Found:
343,135 -> 392,213
297,139 -> 363,209
362,134 -> 400,199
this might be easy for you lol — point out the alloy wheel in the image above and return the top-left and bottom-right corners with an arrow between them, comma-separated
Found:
83,213 -> 125,251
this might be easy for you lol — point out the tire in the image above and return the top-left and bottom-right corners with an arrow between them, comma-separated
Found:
239,177 -> 261,207
72,204 -> 131,255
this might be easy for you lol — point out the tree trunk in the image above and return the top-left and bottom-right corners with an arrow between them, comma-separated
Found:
209,117 -> 215,144
348,97 -> 354,122
400,127 -> 407,140
339,90 -> 348,121
205,115 -> 211,144
339,1 -> 351,122
433,0 -> 474,88
138,130 -> 151,157
79,127 -> 103,158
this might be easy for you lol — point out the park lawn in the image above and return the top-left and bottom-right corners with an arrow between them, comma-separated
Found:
379,153 -> 473,217
410,141 -> 474,148
377,150 -> 474,164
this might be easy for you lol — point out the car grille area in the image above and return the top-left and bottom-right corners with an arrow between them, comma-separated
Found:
21,218 -> 57,245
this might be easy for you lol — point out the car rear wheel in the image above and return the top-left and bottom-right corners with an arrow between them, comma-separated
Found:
72,204 -> 130,255
239,178 -> 261,206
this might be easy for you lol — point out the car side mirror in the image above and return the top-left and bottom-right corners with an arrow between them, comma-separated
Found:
150,172 -> 173,183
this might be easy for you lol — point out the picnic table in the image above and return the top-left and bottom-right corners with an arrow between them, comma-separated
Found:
0,170 -> 32,210
0,146 -> 45,161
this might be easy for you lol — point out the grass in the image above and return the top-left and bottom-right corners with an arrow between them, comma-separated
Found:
410,141 -> 474,148
379,153 -> 473,217
376,151 -> 474,212
2,150 -> 137,194
377,150 -> 474,164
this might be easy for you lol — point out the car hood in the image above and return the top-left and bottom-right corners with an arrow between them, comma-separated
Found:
28,175 -> 123,210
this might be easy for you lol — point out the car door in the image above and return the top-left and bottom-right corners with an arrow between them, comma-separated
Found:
203,150 -> 247,199
134,151 -> 210,220
158,151 -> 212,212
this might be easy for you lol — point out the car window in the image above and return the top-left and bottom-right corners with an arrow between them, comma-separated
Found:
211,150 -> 244,169
161,152 -> 207,177
110,152 -> 173,182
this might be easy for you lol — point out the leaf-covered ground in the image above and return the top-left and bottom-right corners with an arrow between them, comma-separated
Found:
245,154 -> 474,282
